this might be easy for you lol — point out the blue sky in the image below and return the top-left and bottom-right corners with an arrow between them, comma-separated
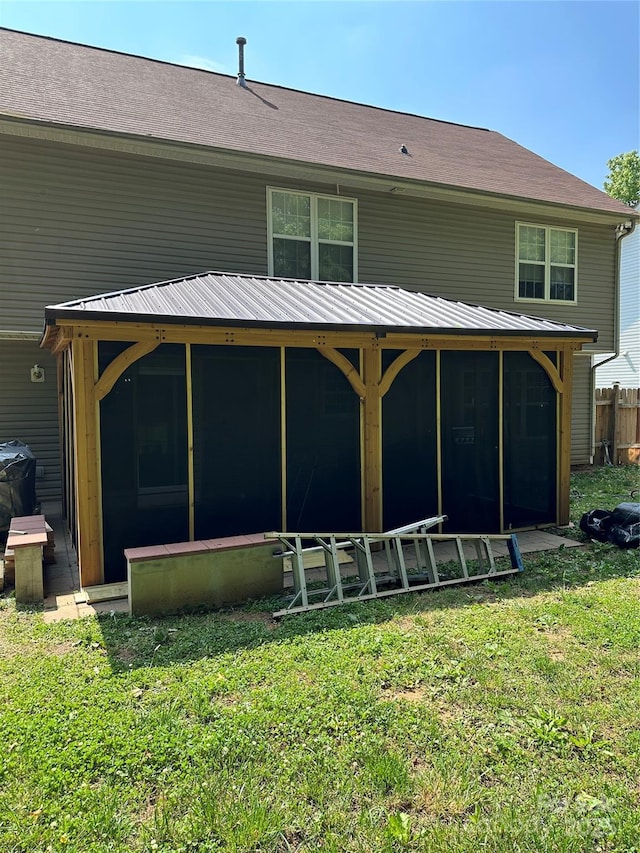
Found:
2,1 -> 638,190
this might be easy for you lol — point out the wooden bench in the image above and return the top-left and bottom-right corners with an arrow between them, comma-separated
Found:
6,514 -> 54,604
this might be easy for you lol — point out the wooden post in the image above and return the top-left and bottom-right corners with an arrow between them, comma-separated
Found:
612,382 -> 620,465
362,346 -> 382,532
72,338 -> 103,587
10,531 -> 47,604
185,344 -> 195,540
558,348 -> 573,525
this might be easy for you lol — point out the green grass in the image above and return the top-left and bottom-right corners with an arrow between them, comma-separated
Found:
1,468 -> 639,852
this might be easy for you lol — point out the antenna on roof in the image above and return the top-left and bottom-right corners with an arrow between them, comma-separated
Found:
236,36 -> 248,88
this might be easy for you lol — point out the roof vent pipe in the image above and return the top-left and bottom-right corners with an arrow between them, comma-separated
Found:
236,36 -> 247,87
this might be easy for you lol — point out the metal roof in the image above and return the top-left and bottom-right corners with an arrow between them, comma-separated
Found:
0,28 -> 632,218
45,272 -> 598,339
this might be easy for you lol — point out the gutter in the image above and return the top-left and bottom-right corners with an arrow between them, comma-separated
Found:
590,215 -> 637,461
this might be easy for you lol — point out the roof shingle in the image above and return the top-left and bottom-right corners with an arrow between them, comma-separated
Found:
0,28 -> 632,217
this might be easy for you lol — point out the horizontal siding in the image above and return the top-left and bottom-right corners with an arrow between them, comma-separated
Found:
1,135 -> 616,492
0,341 -> 60,500
2,136 -> 616,350
571,354 -> 593,465
357,192 -> 616,352
595,321 -> 640,387
619,230 -> 639,331
1,138 -> 269,330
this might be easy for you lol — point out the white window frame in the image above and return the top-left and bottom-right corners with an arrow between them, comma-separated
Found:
267,187 -> 358,282
514,221 -> 578,305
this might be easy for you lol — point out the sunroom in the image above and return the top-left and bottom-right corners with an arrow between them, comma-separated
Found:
41,272 -> 596,590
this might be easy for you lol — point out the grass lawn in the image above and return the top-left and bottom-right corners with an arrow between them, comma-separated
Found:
1,467 -> 639,852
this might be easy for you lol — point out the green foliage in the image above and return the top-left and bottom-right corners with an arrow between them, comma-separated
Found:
1,468 -> 639,851
603,150 -> 640,207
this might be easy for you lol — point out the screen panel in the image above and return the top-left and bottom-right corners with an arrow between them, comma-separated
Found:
99,343 -> 188,582
382,350 -> 438,530
503,351 -> 557,528
286,348 -> 361,532
192,345 -> 281,539
440,351 -> 500,533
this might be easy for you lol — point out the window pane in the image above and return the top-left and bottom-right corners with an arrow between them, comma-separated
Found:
550,266 -> 575,301
319,243 -> 354,282
273,237 -> 311,279
518,262 -> 545,299
550,229 -> 575,265
271,191 -> 311,237
317,198 -> 354,242
518,226 -> 545,262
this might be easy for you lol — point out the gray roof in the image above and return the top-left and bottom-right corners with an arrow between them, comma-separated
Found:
45,272 -> 597,339
0,28 -> 632,218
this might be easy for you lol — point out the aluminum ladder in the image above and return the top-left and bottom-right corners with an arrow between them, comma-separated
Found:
270,517 -> 524,617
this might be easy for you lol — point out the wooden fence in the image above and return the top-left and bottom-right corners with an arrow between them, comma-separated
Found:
595,385 -> 640,465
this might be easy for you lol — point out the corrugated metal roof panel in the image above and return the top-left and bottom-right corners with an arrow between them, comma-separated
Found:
45,272 -> 597,339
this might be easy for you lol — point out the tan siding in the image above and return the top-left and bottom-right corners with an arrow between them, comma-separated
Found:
571,355 -> 593,465
0,341 -> 60,500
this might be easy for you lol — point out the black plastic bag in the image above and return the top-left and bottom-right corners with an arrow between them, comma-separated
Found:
580,502 -> 640,549
608,523 -> 640,549
0,440 -> 37,532
579,508 -> 613,542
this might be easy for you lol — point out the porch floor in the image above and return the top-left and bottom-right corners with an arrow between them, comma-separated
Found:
25,503 -> 584,622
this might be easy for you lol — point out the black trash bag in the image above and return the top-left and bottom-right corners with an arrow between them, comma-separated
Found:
608,502 -> 640,549
610,502 -> 640,528
0,440 -> 37,532
608,523 -> 640,549
579,508 -> 613,542
579,502 -> 640,549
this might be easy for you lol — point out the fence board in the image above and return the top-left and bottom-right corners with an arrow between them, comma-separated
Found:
594,385 -> 640,465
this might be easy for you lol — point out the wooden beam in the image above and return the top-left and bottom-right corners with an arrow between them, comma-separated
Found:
316,346 -> 366,397
498,352 -> 504,533
49,327 -> 73,355
362,347 -> 383,533
94,340 -> 159,402
185,344 -> 195,541
528,349 -> 564,393
435,350 -> 443,523
71,339 -> 103,587
378,349 -> 420,398
52,319 -> 592,354
558,348 -> 574,525
280,347 -> 287,532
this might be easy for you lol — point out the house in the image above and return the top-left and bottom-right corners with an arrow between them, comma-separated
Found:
595,227 -> 640,388
1,28 -> 636,590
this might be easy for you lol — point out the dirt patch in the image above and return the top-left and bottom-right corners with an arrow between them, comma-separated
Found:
222,610 -> 279,631
49,641 -> 77,657
117,646 -> 137,662
537,624 -> 575,661
389,686 -> 428,703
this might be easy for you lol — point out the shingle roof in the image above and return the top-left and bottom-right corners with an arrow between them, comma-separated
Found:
1,28 -> 631,217
45,272 -> 597,339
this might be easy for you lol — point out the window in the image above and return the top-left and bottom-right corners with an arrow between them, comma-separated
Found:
516,223 -> 577,303
268,188 -> 357,282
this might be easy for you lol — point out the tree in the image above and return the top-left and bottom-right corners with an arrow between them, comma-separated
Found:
603,150 -> 640,207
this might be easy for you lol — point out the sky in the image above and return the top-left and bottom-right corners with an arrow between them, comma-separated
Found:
1,0 -> 638,191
